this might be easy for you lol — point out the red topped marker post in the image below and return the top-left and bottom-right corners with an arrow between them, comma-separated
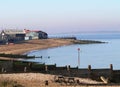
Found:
78,48 -> 80,68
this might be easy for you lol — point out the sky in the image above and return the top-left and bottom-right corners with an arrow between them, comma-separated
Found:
0,0 -> 120,34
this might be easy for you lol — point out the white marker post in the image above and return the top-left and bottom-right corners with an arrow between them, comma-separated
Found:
78,48 -> 80,68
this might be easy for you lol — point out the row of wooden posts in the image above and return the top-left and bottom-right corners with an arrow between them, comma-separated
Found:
0,63 -> 114,73
88,64 -> 113,71
22,64 -> 113,73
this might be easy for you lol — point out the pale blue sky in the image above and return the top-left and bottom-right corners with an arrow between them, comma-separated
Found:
0,0 -> 120,34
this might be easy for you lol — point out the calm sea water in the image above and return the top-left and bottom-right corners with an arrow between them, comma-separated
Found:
26,33 -> 120,70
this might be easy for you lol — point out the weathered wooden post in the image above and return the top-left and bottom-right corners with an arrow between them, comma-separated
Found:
54,63 -> 56,67
54,63 -> 56,70
110,64 -> 113,71
24,67 -> 27,72
28,62 -> 32,70
88,65 -> 91,71
88,65 -> 92,78
45,65 -> 48,72
1,67 -> 6,73
1,67 -> 4,73
110,64 -> 113,80
77,48 -> 80,68
110,64 -> 113,76
67,65 -> 70,71
66,65 -> 71,76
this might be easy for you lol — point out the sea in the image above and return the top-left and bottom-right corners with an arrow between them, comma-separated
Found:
26,32 -> 120,70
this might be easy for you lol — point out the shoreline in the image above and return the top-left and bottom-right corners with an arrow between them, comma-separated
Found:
0,39 -> 117,87
0,38 -> 104,55
0,39 -> 73,55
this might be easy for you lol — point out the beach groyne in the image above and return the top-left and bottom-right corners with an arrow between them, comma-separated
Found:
0,61 -> 120,83
49,36 -> 77,40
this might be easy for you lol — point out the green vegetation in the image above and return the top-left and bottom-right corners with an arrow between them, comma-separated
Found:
0,53 -> 35,59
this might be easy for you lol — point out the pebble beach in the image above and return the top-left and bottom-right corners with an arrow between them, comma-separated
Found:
0,73 -> 103,87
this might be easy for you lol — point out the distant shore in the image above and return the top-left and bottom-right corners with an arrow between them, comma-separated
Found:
0,38 -> 104,55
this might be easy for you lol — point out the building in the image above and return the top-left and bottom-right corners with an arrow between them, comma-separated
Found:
24,29 -> 48,40
0,29 -> 25,44
0,29 -> 48,44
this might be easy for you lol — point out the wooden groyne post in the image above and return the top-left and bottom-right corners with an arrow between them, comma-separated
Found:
24,67 -> 27,72
88,65 -> 91,71
110,64 -> 113,79
67,65 -> 70,71
45,65 -> 48,72
110,64 -> 113,72
88,65 -> 92,78
1,67 -> 5,73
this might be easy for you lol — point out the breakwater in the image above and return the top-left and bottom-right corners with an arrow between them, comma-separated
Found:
0,61 -> 120,83
49,36 -> 77,40
49,36 -> 105,44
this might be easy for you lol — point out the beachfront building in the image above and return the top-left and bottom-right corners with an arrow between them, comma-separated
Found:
0,29 -> 25,44
0,29 -> 48,44
24,29 -> 48,40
